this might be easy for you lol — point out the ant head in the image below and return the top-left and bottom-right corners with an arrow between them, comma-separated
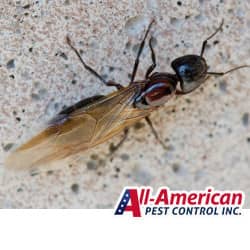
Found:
171,55 -> 208,93
170,20 -> 223,94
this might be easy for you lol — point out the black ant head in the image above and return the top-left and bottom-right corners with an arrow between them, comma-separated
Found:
171,55 -> 208,93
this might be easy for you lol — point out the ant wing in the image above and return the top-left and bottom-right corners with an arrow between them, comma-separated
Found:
5,83 -> 152,171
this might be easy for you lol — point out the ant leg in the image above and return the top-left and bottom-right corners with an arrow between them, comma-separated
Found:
109,128 -> 129,155
175,89 -> 189,95
66,36 -> 123,90
130,20 -> 155,84
200,19 -> 224,57
207,65 -> 250,76
145,36 -> 157,78
145,117 -> 169,150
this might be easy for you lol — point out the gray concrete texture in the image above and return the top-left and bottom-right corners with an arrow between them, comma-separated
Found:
0,0 -> 250,208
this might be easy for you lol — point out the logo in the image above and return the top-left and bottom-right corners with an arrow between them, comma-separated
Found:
114,187 -> 245,217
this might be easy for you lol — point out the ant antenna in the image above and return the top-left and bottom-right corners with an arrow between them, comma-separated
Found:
200,19 -> 224,57
207,65 -> 250,76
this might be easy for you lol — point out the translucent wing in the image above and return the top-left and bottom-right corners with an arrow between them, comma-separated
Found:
5,84 -> 153,170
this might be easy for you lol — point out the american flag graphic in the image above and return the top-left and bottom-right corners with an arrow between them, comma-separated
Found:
114,189 -> 130,215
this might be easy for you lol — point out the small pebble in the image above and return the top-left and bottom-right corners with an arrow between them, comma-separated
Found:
120,153 -> 130,161
172,163 -> 180,173
87,161 -> 97,170
6,59 -> 15,69
219,81 -> 227,92
2,143 -> 14,152
71,183 -> 79,194
242,113 -> 249,127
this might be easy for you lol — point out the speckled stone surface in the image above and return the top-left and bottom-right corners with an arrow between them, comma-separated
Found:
0,0 -> 250,208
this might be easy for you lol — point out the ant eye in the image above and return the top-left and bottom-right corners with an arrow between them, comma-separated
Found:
179,65 -> 192,78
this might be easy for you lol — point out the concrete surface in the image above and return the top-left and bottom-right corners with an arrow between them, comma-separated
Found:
0,0 -> 250,208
